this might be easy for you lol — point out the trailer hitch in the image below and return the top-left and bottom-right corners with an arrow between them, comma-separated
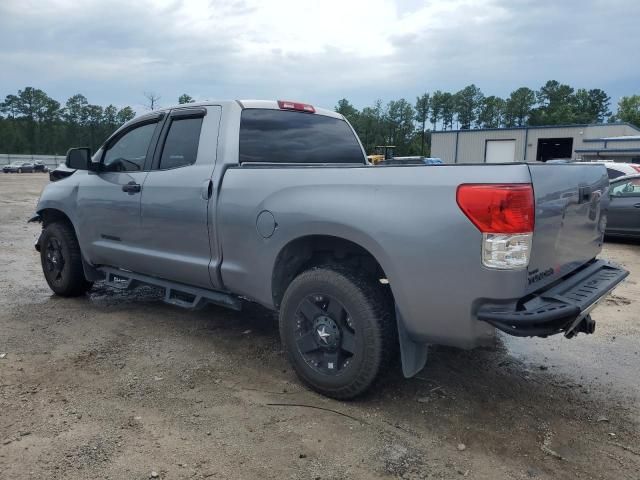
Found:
565,314 -> 596,339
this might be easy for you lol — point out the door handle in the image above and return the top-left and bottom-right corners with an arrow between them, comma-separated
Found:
122,181 -> 141,193
634,203 -> 640,208
201,179 -> 213,200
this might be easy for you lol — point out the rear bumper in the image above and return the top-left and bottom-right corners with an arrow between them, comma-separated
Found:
477,260 -> 629,338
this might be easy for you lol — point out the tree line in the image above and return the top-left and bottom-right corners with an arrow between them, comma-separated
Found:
0,88 -> 197,155
336,81 -> 640,156
1,83 -> 639,156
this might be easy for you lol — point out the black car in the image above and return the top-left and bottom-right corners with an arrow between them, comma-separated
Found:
607,174 -> 640,239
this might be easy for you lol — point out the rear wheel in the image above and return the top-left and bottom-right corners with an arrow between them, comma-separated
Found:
40,222 -> 92,296
279,265 -> 395,399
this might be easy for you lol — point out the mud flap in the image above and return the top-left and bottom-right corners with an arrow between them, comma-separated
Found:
82,257 -> 105,282
396,306 -> 428,378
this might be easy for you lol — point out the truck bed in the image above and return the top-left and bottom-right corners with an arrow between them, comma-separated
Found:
216,162 -> 612,349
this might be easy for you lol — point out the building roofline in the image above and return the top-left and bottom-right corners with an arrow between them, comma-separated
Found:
431,122 -> 640,135
575,147 -> 640,153
583,137 -> 640,143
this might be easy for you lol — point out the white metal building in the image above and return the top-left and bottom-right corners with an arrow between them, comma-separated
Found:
431,122 -> 640,164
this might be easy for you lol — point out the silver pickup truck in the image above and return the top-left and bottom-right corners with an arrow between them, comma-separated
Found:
31,100 -> 628,399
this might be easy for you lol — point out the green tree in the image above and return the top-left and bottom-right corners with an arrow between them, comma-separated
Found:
116,106 -> 135,124
63,94 -> 89,147
384,99 -> 416,154
0,87 -> 138,155
0,94 -> 25,152
335,98 -> 360,125
573,88 -> 611,123
102,105 -> 119,137
39,97 -> 61,153
415,93 -> 430,155
178,93 -> 195,104
478,96 -> 506,128
440,92 -> 455,130
588,89 -> 611,123
454,84 -> 484,129
13,87 -> 60,153
429,90 -> 445,130
358,100 -> 384,153
85,104 -> 104,149
504,87 -> 536,127
1,94 -> 20,119
611,95 -> 640,127
529,80 -> 576,125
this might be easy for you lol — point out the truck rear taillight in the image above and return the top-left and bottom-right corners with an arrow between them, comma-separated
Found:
456,184 -> 535,270
277,100 -> 315,113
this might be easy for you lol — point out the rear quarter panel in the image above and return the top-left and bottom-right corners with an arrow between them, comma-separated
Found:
217,163 -> 534,349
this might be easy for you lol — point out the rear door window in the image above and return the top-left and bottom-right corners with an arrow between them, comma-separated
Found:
239,109 -> 364,164
159,117 -> 204,169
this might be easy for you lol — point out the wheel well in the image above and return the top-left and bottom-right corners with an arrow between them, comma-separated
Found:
40,208 -> 74,229
36,208 -> 76,251
37,208 -> 103,281
272,235 -> 389,308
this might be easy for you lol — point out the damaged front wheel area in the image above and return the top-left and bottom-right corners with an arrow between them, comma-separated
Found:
39,222 -> 93,297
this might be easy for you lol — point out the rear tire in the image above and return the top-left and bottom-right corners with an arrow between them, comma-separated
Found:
279,265 -> 396,399
40,222 -> 93,296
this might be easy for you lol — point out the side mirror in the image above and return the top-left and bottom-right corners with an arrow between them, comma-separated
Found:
66,147 -> 92,170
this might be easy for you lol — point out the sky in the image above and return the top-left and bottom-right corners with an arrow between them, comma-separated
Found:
1,0 -> 639,113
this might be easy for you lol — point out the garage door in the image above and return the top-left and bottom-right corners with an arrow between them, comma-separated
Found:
486,140 -> 516,163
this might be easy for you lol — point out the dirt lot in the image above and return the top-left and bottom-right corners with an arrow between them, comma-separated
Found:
1,173 -> 639,480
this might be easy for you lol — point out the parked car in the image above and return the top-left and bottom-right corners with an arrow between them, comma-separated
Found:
29,100 -> 628,399
3,162 -> 35,173
33,161 -> 49,173
546,159 -> 640,180
423,157 -> 443,165
585,161 -> 640,179
606,174 -> 640,238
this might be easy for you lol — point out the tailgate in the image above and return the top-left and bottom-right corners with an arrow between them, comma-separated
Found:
526,163 -> 609,294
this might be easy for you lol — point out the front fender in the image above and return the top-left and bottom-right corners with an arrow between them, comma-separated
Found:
33,176 -> 81,229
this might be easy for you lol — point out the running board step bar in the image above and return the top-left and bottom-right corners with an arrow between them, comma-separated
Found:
99,267 -> 242,311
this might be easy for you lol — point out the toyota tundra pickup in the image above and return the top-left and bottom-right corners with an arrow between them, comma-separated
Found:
30,99 -> 629,399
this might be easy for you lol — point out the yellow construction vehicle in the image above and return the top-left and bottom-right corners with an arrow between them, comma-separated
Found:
367,145 -> 395,165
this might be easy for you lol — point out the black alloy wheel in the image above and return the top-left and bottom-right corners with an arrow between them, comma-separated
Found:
279,265 -> 396,399
294,294 -> 356,375
44,237 -> 66,287
39,222 -> 93,296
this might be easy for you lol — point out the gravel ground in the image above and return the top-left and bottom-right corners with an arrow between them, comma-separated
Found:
1,173 -> 639,480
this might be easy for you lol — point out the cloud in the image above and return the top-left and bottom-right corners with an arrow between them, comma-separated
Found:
0,0 -> 638,112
